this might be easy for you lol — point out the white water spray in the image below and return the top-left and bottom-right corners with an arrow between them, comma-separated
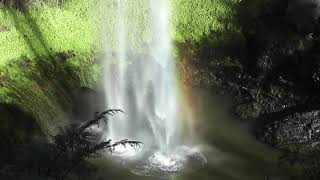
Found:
104,0 -> 179,153
103,0 -> 206,176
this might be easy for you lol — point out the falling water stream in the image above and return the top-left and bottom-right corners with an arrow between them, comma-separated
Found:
102,0 -> 206,176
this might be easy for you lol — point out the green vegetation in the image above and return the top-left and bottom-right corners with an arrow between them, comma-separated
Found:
100,0 -> 241,52
0,0 -> 242,135
171,0 -> 245,66
0,0 -> 99,64
0,0 -> 240,62
0,52 -> 100,135
171,0 -> 240,42
0,0 -> 101,135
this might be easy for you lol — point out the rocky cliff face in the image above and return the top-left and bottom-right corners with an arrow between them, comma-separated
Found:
178,0 -> 320,151
262,110 -> 320,148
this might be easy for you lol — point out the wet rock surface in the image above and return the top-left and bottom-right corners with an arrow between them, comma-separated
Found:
178,2 -> 320,177
261,110 -> 320,148
179,0 -> 320,151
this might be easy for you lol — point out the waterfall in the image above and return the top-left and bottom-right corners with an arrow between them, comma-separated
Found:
104,0 -> 180,153
102,0 -> 206,176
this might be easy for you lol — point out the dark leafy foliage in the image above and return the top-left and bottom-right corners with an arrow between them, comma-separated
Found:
49,109 -> 142,180
0,109 -> 142,180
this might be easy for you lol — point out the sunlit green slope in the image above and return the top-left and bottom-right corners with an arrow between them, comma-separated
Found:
0,0 -> 240,135
171,0 -> 239,42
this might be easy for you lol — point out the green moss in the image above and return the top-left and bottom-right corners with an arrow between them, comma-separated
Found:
0,0 -> 243,63
0,52 -> 100,135
0,0 -> 244,136
0,0 -> 98,65
171,0 -> 240,42
0,0 -> 102,135
171,0 -> 245,64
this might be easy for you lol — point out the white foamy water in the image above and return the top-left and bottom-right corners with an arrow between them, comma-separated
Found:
104,0 -> 179,154
102,0 -> 206,176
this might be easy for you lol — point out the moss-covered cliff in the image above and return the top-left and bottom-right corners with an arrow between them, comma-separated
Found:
0,0 -> 241,137
0,0 -> 101,136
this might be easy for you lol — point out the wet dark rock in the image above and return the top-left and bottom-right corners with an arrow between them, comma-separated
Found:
179,0 -> 320,153
177,1 -> 320,174
287,0 -> 320,34
261,110 -> 320,149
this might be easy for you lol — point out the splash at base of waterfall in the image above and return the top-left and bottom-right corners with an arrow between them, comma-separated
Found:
103,0 -> 207,176
109,146 -> 207,177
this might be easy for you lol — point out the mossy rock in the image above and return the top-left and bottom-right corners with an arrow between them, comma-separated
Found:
0,52 -> 101,137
